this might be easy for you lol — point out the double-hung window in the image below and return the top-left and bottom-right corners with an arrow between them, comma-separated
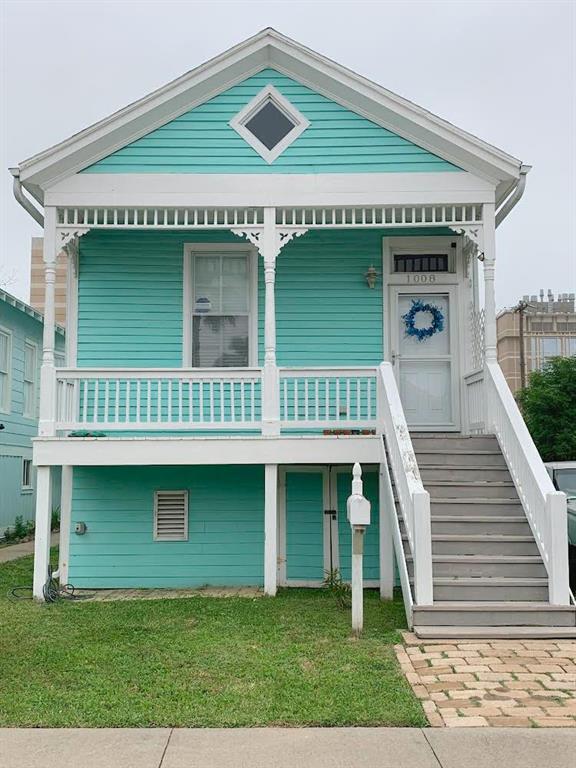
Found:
189,250 -> 253,367
23,341 -> 37,417
0,329 -> 11,412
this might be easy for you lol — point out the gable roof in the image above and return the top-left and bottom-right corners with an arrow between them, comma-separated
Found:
13,28 -> 523,202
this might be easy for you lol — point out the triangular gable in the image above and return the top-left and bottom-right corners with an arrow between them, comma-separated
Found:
82,69 -> 462,174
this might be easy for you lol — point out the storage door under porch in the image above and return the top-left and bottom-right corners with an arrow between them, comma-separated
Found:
281,466 -> 380,587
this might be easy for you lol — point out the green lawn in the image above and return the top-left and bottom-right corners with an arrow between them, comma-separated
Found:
0,550 -> 425,727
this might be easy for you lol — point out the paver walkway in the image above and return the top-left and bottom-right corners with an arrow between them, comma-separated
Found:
396,631 -> 576,727
1,727 -> 576,768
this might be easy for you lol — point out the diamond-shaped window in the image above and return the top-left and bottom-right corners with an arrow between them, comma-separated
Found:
230,85 -> 310,164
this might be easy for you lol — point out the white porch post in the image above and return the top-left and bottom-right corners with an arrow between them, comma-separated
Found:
33,466 -> 52,600
58,465 -> 73,585
39,207 -> 58,437
261,207 -> 280,436
482,203 -> 497,364
264,463 -> 278,595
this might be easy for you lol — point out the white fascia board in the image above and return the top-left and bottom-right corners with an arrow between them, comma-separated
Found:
19,29 -> 522,193
33,435 -> 381,467
45,171 -> 495,208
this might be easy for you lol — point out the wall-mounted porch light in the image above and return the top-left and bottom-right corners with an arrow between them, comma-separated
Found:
364,265 -> 379,289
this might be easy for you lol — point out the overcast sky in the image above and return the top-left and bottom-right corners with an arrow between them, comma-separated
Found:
1,0 -> 574,309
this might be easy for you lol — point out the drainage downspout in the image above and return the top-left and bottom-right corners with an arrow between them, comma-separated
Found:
10,168 -> 44,227
495,164 -> 530,228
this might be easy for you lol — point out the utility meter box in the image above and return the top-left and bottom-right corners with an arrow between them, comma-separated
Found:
347,494 -> 371,527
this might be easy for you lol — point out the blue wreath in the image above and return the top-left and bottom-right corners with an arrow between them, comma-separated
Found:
402,299 -> 444,341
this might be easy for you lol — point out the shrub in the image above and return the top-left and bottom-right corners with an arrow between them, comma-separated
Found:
517,356 -> 576,461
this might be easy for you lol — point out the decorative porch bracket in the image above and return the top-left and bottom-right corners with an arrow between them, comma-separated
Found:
231,210 -> 308,435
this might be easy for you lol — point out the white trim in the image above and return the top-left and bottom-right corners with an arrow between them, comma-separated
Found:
229,84 -> 310,164
18,29 -> 522,192
33,435 -> 381,468
153,489 -> 189,541
0,326 -> 12,414
45,171 -> 496,208
183,243 -> 258,368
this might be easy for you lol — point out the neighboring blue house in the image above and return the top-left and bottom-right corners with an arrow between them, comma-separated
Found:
10,29 -> 574,636
0,290 -> 64,534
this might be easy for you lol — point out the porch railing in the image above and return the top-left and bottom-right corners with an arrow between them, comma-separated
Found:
279,367 -> 377,429
377,362 -> 433,605
54,366 -> 379,432
55,368 -> 262,430
485,361 -> 570,605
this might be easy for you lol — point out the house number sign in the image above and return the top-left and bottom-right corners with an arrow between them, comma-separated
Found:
405,274 -> 437,283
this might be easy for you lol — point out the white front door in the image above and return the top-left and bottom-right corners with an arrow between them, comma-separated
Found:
392,289 -> 459,430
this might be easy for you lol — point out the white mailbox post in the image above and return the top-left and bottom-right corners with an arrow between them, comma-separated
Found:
347,463 -> 371,636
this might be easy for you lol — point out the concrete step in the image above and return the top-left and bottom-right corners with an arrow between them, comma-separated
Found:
413,625 -> 576,639
413,577 -> 549,602
407,554 -> 547,578
414,450 -> 507,468
410,435 -> 499,452
428,516 -> 532,536
429,498 -> 525,516
426,481 -> 518,499
420,465 -> 512,483
402,534 -> 539,557
412,602 -> 576,627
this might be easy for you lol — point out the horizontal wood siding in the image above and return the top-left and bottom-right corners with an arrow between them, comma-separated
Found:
77,230 -> 239,367
68,465 -> 264,587
83,69 -> 461,174
272,230 -> 383,366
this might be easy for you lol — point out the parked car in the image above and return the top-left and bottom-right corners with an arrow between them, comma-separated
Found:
545,462 -> 576,545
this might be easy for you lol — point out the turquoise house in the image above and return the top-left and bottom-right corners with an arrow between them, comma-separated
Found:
0,290 -> 64,535
11,30 -> 574,636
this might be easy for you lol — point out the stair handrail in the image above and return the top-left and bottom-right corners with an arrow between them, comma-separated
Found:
485,361 -> 570,605
377,362 -> 433,605
379,445 -> 414,626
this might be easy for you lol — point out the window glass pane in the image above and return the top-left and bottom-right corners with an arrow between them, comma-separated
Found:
222,256 -> 248,313
24,343 -> 35,381
0,332 -> 8,371
24,381 -> 33,416
0,373 -> 6,408
569,338 -> 576,355
542,337 -> 560,358
244,100 -> 295,150
192,316 -> 249,367
194,256 -> 222,313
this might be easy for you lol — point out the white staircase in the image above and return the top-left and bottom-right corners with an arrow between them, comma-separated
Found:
377,362 -> 575,639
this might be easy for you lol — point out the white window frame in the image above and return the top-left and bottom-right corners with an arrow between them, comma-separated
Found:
183,243 -> 258,368
23,339 -> 38,418
229,84 -> 310,164
0,326 -> 12,414
153,490 -> 189,541
22,458 -> 33,492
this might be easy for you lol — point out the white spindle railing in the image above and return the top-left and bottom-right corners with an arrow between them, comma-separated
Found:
55,368 -> 262,430
279,367 -> 377,429
379,448 -> 414,626
377,362 -> 433,605
485,361 -> 569,605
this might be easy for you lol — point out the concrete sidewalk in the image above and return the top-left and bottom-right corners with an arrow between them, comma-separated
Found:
0,533 -> 58,564
1,728 -> 575,768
